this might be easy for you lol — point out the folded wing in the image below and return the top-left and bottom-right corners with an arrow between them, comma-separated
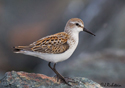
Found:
14,32 -> 70,54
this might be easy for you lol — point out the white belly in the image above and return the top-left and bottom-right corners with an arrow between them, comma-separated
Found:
22,44 -> 77,63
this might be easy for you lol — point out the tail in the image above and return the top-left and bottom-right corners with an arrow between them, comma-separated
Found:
13,46 -> 31,53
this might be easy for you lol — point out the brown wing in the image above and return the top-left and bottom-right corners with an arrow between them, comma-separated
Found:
30,32 -> 69,54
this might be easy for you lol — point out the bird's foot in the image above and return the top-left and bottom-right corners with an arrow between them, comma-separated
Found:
54,75 -> 74,86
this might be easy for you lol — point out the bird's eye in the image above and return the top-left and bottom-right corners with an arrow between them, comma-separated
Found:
75,23 -> 80,27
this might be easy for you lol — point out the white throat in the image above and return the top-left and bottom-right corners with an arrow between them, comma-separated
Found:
65,27 -> 80,45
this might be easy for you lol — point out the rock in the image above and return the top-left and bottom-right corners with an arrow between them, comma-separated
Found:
0,71 -> 103,88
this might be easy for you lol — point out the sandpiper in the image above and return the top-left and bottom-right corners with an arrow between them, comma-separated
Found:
13,18 -> 95,85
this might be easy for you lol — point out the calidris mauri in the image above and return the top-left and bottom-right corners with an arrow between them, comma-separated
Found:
13,18 -> 95,85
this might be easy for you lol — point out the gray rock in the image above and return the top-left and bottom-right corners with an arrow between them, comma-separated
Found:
0,71 -> 103,88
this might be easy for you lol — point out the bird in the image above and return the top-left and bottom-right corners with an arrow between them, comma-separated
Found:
13,18 -> 95,86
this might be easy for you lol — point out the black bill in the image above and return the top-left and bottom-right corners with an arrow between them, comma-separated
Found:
83,28 -> 96,36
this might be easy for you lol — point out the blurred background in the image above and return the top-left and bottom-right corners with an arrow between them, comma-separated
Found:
0,0 -> 125,88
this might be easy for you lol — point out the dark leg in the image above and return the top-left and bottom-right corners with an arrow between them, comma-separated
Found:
48,62 -> 71,86
48,62 -> 53,70
48,62 -> 59,81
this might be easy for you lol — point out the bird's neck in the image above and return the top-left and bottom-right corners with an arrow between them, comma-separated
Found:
64,28 -> 79,47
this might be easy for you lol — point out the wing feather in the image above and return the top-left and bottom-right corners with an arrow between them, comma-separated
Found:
30,32 -> 69,54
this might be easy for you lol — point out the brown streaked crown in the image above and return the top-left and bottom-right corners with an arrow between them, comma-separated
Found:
64,18 -> 84,32
68,18 -> 84,25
